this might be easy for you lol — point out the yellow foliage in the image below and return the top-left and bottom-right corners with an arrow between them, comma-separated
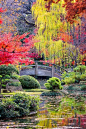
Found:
32,0 -> 68,60
32,0 -> 82,63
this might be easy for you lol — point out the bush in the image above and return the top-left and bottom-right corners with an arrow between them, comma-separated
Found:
80,74 -> 86,81
63,77 -> 75,85
0,64 -> 19,92
75,74 -> 81,83
12,93 -> 31,116
67,85 -> 80,93
0,93 -> 40,118
19,75 -> 40,89
0,64 -> 19,76
44,77 -> 63,91
81,85 -> 86,91
74,65 -> 86,74
61,65 -> 86,85
0,75 -> 10,89
29,96 -> 40,111
11,74 -> 20,79
0,98 -> 20,118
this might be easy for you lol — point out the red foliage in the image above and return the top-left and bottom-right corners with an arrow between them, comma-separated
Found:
0,33 -> 34,65
0,8 -> 5,13
63,0 -> 86,23
0,8 -> 6,24
27,53 -> 41,59
0,19 -> 3,24
23,34 -> 34,48
44,0 -> 86,23
71,60 -> 75,65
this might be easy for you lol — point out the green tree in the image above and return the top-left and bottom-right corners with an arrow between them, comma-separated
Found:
44,77 -> 63,91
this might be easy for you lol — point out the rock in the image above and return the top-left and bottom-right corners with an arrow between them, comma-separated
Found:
6,79 -> 23,92
6,86 -> 22,92
0,95 -> 3,98
61,90 -> 69,95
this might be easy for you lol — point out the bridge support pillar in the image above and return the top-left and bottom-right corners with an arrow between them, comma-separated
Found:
35,62 -> 38,76
52,64 -> 55,77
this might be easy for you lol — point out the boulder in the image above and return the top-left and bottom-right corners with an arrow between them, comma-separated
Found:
6,85 -> 22,92
6,79 -> 23,92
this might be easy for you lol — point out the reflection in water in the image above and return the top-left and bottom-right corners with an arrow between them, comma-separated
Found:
0,96 -> 86,129
0,115 -> 38,129
36,96 -> 86,128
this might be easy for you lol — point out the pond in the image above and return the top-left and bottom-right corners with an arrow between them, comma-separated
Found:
0,95 -> 86,129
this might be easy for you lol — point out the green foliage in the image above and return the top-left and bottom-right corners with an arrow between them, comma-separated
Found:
12,93 -> 31,116
3,75 -> 10,79
67,85 -> 80,93
62,65 -> 86,85
81,85 -> 86,91
41,91 -> 61,96
1,84 -> 6,89
0,65 -> 19,92
63,77 -> 75,85
0,75 -> 2,78
8,81 -> 21,87
0,98 -> 20,118
44,77 -> 63,91
0,75 -> 10,89
11,73 -> 20,79
1,78 -> 10,88
19,75 -> 40,89
0,93 -> 40,118
80,74 -> 86,81
0,64 -> 19,76
58,97 -> 86,116
75,74 -> 81,83
24,88 -> 47,92
74,65 -> 86,74
29,96 -> 40,111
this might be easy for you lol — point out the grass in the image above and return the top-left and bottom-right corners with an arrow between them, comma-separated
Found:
0,88 -> 46,96
24,88 -> 49,92
16,91 -> 42,95
1,91 -> 42,96
1,92 -> 15,95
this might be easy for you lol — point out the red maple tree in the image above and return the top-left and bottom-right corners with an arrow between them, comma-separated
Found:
0,33 -> 34,65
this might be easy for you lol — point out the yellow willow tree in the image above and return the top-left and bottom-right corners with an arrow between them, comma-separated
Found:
32,0 -> 81,66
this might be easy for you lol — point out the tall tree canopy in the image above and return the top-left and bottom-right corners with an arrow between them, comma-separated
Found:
44,0 -> 86,23
32,0 -> 86,65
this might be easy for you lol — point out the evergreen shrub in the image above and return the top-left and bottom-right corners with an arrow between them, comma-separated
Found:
44,77 -> 63,91
81,85 -> 86,91
62,65 -> 86,85
19,75 -> 40,89
0,93 -> 40,118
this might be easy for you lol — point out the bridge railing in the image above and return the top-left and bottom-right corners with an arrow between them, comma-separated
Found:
20,61 -> 72,78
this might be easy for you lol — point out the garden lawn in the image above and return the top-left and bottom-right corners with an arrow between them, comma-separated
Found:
1,88 -> 49,96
